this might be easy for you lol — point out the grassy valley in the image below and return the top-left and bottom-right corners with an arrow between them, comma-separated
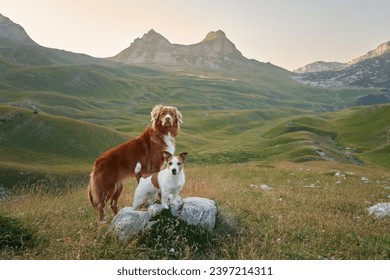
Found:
1,101 -> 389,259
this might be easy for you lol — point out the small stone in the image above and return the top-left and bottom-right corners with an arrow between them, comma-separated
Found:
368,203 -> 390,219
250,184 -> 272,191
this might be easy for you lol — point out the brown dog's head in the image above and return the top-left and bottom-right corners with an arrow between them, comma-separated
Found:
151,105 -> 182,136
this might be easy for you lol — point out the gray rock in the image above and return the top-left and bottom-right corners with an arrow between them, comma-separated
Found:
250,184 -> 272,191
179,197 -> 217,230
108,207 -> 152,242
147,204 -> 166,217
368,203 -> 390,219
169,198 -> 184,217
147,198 -> 184,217
109,197 -> 217,242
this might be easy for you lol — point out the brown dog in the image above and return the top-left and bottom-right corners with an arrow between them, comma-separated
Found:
88,105 -> 182,222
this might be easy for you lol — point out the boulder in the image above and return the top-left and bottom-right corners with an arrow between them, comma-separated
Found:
108,208 -> 152,242
109,197 -> 217,242
179,197 -> 217,230
368,203 -> 390,219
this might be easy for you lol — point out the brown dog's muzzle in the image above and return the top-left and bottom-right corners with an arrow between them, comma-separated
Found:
163,115 -> 173,126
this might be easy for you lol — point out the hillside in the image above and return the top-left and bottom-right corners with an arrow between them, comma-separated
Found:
2,59 -> 378,127
186,104 -> 390,168
272,105 -> 390,167
0,104 -> 130,188
1,102 -> 389,190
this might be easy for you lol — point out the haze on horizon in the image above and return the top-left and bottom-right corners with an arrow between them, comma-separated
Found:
2,0 -> 390,71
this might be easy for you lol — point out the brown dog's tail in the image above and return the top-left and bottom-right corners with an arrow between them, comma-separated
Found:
134,162 -> 142,183
87,170 -> 98,208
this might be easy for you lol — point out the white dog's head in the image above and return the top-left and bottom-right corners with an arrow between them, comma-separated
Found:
163,151 -> 188,175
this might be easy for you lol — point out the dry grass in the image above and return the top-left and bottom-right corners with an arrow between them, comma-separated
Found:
1,161 -> 389,259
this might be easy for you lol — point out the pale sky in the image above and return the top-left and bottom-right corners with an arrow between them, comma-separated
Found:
2,0 -> 390,71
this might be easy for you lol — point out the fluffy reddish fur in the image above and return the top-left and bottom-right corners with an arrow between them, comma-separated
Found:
88,105 -> 182,222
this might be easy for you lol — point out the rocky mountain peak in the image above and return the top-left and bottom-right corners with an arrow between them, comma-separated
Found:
199,29 -> 240,56
348,41 -> 390,65
294,61 -> 345,73
112,29 -> 250,70
141,29 -> 170,42
0,13 -> 37,47
201,30 -> 227,43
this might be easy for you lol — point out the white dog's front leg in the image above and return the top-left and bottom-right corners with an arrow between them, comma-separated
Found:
161,193 -> 169,209
148,192 -> 158,205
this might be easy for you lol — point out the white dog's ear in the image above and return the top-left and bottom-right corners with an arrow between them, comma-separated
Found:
176,108 -> 183,124
179,152 -> 188,162
163,151 -> 172,161
151,104 -> 163,122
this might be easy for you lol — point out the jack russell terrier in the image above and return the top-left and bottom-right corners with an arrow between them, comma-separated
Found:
132,151 -> 188,210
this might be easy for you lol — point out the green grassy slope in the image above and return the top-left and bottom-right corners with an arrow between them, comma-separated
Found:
328,105 -> 390,168
260,104 -> 390,168
0,104 -> 130,187
177,104 -> 389,168
0,61 -> 381,128
1,103 -> 389,189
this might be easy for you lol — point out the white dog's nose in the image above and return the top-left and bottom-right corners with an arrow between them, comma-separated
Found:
171,168 -> 177,175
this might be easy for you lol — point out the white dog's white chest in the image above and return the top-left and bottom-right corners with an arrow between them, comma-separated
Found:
160,171 -> 185,191
164,133 -> 175,154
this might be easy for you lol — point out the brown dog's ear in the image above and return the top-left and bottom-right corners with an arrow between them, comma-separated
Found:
163,151 -> 172,161
175,108 -> 183,124
151,104 -> 163,122
179,152 -> 188,162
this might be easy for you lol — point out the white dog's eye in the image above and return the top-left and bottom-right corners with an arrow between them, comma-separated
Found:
169,162 -> 173,165
177,162 -> 182,166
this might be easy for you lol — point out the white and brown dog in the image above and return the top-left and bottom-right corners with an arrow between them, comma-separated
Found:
132,151 -> 188,210
88,105 -> 182,222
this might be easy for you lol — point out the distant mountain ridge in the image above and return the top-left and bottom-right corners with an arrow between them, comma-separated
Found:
348,41 -> 390,65
294,61 -> 345,74
293,41 -> 390,96
294,41 -> 390,73
111,29 -> 280,71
